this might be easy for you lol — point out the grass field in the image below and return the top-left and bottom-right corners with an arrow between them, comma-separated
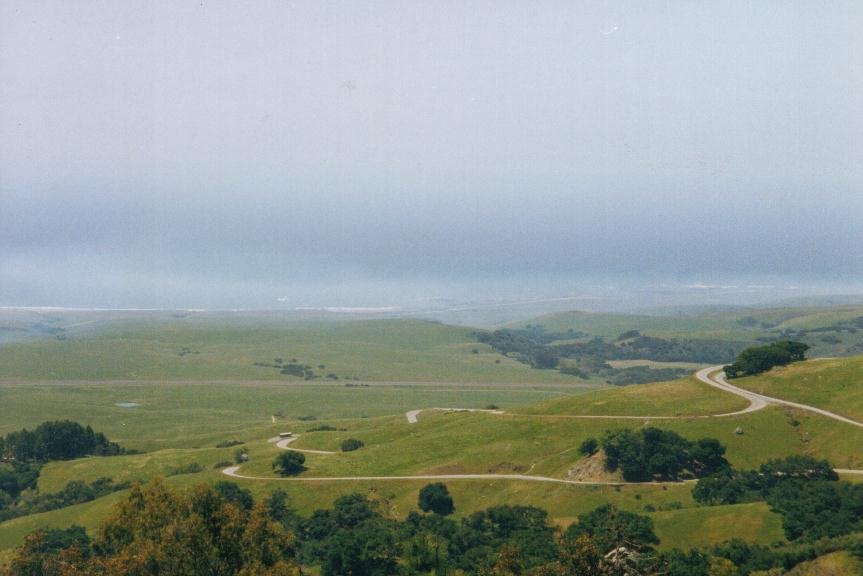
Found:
733,356 -> 863,422
786,551 -> 863,575
2,313 -> 862,559
0,317 -> 591,383
0,381 -> 589,452
4,361 -> 863,552
517,375 -> 749,417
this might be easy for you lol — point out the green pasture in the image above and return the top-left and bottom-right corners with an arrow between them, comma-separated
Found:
0,318 -> 587,383
517,375 -> 749,417
733,356 -> 863,422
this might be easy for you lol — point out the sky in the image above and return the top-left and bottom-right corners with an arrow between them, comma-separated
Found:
1,1 -> 861,309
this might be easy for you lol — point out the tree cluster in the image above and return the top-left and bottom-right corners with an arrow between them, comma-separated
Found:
5,478 -> 301,576
476,328 -> 752,383
0,420 -> 122,463
723,341 -> 809,378
692,455 -> 863,541
6,478 -> 863,576
598,428 -> 728,482
0,477 -> 126,523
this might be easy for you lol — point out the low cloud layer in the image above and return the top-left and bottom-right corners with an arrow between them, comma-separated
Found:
1,1 -> 861,308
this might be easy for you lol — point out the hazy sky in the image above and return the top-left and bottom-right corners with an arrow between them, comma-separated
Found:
1,1 -> 861,308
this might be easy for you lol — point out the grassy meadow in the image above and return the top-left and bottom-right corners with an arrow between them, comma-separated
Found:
732,356 -> 863,422
0,316 -> 587,383
1,312 -> 862,559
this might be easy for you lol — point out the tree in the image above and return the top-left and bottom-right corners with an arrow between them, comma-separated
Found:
579,438 -> 599,456
724,341 -> 809,378
215,481 -> 254,510
557,533 -> 603,576
565,504 -> 658,553
340,438 -> 364,452
419,483 -> 455,515
272,452 -> 305,476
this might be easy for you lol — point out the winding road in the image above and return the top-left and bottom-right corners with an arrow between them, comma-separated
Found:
224,365 -> 863,484
695,366 -> 863,428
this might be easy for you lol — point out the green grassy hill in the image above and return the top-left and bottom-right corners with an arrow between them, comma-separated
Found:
0,317 -> 587,383
2,316 -> 862,558
730,355 -> 863,423
517,375 -> 749,416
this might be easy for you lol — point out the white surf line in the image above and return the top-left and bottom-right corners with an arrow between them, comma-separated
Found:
696,365 -> 863,428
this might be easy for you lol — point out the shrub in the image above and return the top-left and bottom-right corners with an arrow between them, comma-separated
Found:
565,504 -> 659,553
579,437 -> 599,456
166,462 -> 203,476
340,438 -> 364,452
272,451 -> 305,476
307,424 -> 344,432
215,439 -> 244,448
418,483 -> 454,515
724,341 -> 809,378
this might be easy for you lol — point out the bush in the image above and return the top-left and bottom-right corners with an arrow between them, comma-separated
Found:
166,462 -> 203,476
215,439 -> 244,448
273,451 -> 305,476
418,482 -> 454,515
307,424 -> 344,432
579,437 -> 599,456
340,438 -> 364,452
214,481 -> 253,510
724,341 -> 809,378
601,428 -> 728,481
565,504 -> 659,553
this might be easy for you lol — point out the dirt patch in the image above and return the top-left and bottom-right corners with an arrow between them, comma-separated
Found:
487,461 -> 528,473
424,464 -> 468,474
566,450 -> 622,483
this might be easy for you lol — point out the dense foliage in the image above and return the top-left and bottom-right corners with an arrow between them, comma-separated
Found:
273,451 -> 306,476
723,341 -> 809,378
601,428 -> 729,481
418,482 -> 454,516
692,456 -> 863,541
4,478 -> 300,576
0,420 -> 122,462
476,328 -> 751,383
565,504 -> 659,553
340,438 -> 364,452
0,421 -> 123,524
6,478 -> 863,576
0,477 -> 126,522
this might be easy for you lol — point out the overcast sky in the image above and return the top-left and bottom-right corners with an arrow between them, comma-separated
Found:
1,1 -> 861,308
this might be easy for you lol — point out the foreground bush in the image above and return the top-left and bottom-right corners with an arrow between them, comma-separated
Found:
4,478 -> 300,576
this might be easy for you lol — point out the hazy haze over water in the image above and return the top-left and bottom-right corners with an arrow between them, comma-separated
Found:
1,1 -> 861,309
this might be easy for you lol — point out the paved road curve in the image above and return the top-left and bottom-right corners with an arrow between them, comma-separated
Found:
695,366 -> 863,428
